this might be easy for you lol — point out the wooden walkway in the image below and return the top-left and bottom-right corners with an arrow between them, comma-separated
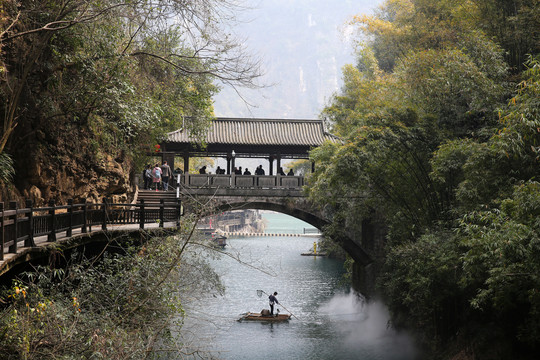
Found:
0,199 -> 181,276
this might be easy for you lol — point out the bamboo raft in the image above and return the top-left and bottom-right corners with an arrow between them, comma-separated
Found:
238,312 -> 291,322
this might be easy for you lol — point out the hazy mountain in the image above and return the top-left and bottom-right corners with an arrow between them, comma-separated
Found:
213,0 -> 378,119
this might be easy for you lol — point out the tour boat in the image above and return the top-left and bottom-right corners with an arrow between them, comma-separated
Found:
238,312 -> 291,322
212,233 -> 227,248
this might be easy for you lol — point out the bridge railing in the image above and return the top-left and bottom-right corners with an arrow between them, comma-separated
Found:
181,174 -> 304,188
0,199 -> 182,261
136,173 -> 305,190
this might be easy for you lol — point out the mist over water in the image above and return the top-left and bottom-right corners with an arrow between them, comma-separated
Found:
320,293 -> 417,359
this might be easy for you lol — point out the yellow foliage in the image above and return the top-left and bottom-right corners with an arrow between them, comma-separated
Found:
352,15 -> 397,36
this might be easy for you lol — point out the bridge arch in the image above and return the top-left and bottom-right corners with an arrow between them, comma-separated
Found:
184,195 -> 374,266
212,201 -> 327,232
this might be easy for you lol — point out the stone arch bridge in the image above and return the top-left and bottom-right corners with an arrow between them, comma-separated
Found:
178,173 -> 378,267
155,117 -> 385,273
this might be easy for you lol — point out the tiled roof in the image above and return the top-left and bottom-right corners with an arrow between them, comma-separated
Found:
166,117 -> 340,146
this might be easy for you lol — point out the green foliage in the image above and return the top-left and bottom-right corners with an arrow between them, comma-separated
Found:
309,110 -> 447,244
322,61 -> 402,137
436,56 -> 540,211
286,159 -> 311,176
459,181 -> 540,345
396,48 -> 506,136
0,230 -> 223,359
0,0 -> 260,192
0,152 -> 14,184
310,0 -> 540,355
470,0 -> 540,72
380,232 -> 463,345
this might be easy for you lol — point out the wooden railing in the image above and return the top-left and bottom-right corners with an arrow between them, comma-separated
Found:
0,199 -> 182,261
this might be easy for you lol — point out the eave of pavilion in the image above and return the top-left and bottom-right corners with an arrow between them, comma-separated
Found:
161,142 -> 313,159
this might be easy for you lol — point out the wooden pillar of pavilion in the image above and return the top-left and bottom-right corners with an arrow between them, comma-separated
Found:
183,151 -> 190,173
268,156 -> 274,175
226,152 -> 233,174
162,152 -> 175,168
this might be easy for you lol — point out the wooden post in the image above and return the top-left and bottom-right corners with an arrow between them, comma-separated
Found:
276,156 -> 282,187
67,199 -> 73,237
25,199 -> 35,247
48,200 -> 56,242
8,201 -> 17,253
0,202 -> 4,260
102,199 -> 108,231
269,156 -> 274,175
9,201 -> 18,253
183,153 -> 190,174
82,201 -> 88,233
176,199 -> 182,227
139,199 -> 145,229
159,199 -> 164,228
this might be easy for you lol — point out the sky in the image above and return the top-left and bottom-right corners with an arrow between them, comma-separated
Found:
213,0 -> 381,119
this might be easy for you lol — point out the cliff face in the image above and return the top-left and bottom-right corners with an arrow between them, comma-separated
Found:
213,0 -> 374,119
3,125 -> 134,207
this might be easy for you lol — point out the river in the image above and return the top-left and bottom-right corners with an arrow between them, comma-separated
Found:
180,212 -> 418,360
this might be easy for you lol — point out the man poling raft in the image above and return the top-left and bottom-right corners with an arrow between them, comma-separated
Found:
268,291 -> 279,316
237,290 -> 299,322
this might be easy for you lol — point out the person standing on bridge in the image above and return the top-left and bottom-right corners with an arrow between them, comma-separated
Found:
255,165 -> 265,175
143,164 -> 152,189
161,161 -> 172,191
287,168 -> 294,176
152,164 -> 162,191
269,292 -> 279,316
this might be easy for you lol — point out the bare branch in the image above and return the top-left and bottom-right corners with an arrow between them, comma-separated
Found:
3,3 -> 129,41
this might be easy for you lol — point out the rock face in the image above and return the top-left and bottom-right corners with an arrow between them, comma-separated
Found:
213,0 -> 367,119
6,125 -> 134,207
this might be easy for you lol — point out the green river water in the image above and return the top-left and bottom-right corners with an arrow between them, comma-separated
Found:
180,212 -> 419,360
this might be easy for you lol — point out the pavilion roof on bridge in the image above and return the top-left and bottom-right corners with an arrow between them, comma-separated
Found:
163,117 -> 340,158
167,117 -> 339,146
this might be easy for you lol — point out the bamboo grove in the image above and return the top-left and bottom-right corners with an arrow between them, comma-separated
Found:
307,0 -> 540,358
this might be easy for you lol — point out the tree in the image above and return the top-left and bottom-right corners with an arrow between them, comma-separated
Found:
459,181 -> 540,347
0,0 -> 262,187
470,0 -> 540,72
0,0 -> 265,204
286,159 -> 311,176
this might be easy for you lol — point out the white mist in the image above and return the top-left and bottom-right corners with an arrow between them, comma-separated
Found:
319,291 -> 419,359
